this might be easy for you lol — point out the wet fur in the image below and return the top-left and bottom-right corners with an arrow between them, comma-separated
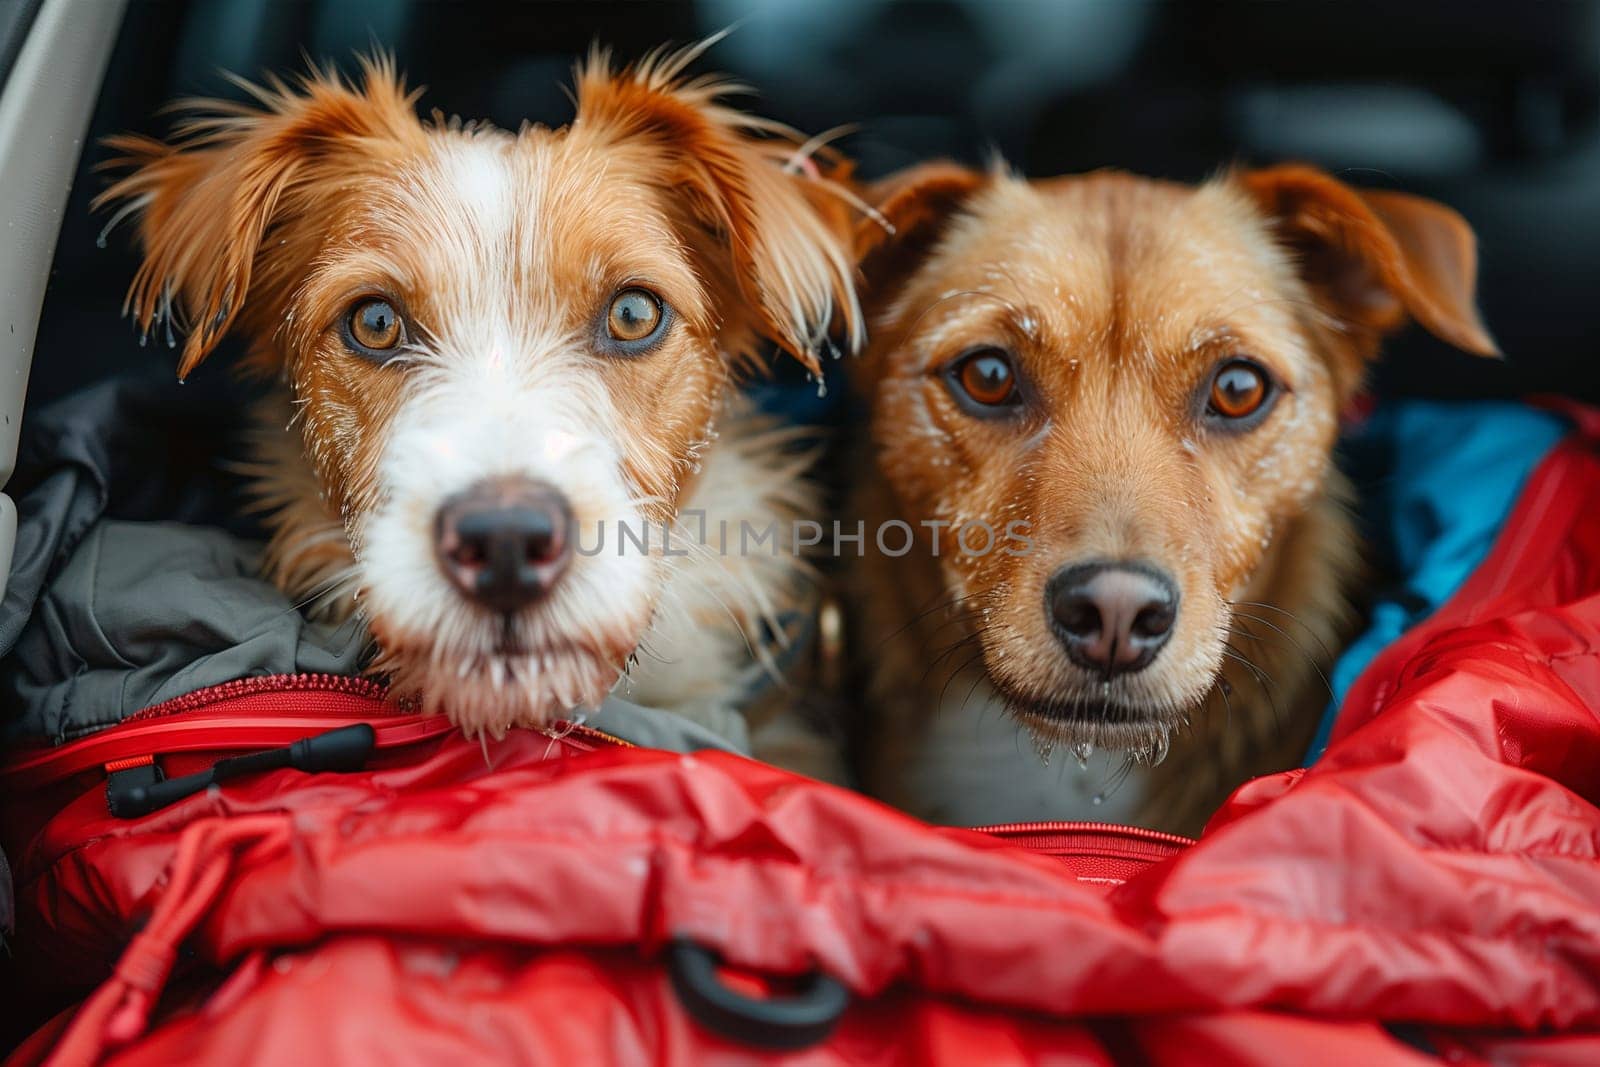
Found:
849,164 -> 1495,834
97,48 -> 860,743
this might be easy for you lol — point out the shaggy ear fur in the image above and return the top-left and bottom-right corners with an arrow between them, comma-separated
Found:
95,54 -> 422,380
854,161 -> 986,301
855,161 -> 985,264
574,44 -> 862,376
1241,163 -> 1499,360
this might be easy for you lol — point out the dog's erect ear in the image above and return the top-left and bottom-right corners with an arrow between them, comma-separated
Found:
1241,164 -> 1498,359
854,161 -> 986,297
95,55 -> 421,380
574,45 -> 862,375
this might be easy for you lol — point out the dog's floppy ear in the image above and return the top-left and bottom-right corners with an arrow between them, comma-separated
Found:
1241,163 -> 1498,359
854,161 -> 986,298
96,55 -> 421,380
574,45 -> 862,375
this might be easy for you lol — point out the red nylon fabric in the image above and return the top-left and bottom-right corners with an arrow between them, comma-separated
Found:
5,421 -> 1600,1063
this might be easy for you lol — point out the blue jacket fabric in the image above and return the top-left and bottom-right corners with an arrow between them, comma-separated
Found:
1307,401 -> 1569,761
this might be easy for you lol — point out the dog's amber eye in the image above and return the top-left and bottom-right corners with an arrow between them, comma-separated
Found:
948,348 -> 1019,411
1208,360 -> 1269,420
607,288 -> 664,343
346,298 -> 403,355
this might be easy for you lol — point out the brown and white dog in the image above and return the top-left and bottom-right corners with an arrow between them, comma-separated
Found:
97,48 -> 860,746
848,162 -> 1496,833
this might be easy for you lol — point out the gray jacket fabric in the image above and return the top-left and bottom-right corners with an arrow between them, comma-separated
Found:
2,372 -> 284,739
6,519 -> 369,742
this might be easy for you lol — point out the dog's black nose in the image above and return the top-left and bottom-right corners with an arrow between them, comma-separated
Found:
1047,561 -> 1178,677
434,477 -> 573,614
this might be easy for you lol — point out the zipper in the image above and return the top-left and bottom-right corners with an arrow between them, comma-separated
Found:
0,673 -> 629,792
970,820 -> 1196,879
122,672 -> 397,721
973,820 -> 1196,847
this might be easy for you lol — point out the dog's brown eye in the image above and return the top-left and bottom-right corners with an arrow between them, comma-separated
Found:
1208,360 -> 1269,420
948,348 -> 1019,411
346,298 -> 403,354
607,288 -> 663,343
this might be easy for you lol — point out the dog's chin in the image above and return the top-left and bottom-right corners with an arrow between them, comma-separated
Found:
369,621 -> 641,739
1000,683 -> 1203,764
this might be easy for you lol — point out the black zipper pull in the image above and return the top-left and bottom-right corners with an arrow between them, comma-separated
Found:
107,724 -> 377,819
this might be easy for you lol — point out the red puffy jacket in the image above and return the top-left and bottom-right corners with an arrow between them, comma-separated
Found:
3,413 -> 1600,1065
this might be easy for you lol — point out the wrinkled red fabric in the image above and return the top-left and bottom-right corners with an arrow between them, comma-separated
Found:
6,422 -> 1600,1063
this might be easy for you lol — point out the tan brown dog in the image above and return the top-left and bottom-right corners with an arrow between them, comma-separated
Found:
848,162 -> 1496,833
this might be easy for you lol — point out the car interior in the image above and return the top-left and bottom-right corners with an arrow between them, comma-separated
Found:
4,2 -> 1600,1058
